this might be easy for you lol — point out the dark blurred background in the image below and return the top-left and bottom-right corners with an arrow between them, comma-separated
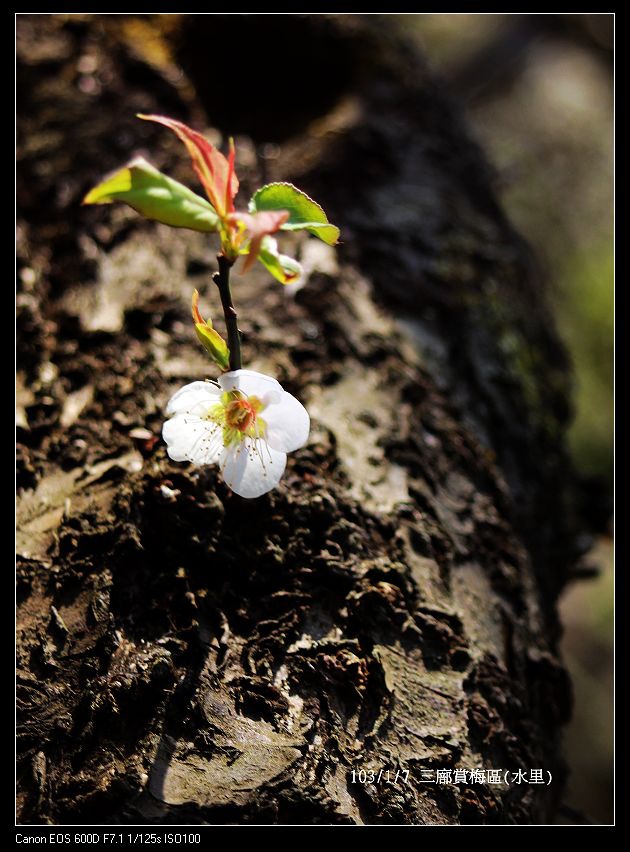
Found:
404,13 -> 613,824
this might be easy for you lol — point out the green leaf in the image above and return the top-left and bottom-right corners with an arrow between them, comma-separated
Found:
83,157 -> 220,233
257,236 -> 303,286
250,182 -> 339,245
195,323 -> 230,371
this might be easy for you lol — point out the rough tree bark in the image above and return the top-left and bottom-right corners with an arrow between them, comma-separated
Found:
17,15 -> 578,825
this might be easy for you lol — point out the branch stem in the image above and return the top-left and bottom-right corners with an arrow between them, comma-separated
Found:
213,254 -> 241,372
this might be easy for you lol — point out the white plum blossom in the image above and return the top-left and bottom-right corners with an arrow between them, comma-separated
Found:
162,369 -> 310,498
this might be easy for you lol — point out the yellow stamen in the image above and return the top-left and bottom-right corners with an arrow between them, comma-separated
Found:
205,390 -> 266,447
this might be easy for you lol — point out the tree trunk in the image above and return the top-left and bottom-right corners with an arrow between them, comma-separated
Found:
17,14 -> 578,825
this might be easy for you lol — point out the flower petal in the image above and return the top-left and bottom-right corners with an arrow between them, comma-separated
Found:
220,438 -> 286,499
219,370 -> 282,397
261,390 -> 310,453
218,370 -> 310,453
166,381 -> 221,417
163,414 -> 223,465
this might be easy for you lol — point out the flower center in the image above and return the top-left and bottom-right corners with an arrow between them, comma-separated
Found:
207,390 -> 266,447
225,397 -> 258,432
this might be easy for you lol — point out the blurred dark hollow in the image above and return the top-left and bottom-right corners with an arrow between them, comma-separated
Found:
173,15 -> 361,142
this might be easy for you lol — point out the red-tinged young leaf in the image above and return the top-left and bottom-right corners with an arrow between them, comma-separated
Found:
230,210 -> 290,271
191,289 -> 210,327
138,114 -> 239,217
195,323 -> 230,371
191,291 -> 229,369
225,139 -> 236,218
